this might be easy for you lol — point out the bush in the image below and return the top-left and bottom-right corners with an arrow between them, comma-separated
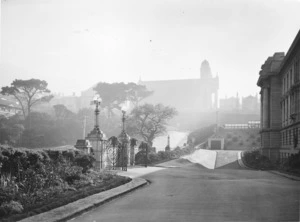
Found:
242,150 -> 274,170
74,154 -> 95,173
0,201 -> 23,217
280,153 -> 300,170
0,146 -> 98,217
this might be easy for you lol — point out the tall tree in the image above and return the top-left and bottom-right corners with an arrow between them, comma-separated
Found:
1,79 -> 53,119
93,82 -> 153,117
126,103 -> 177,146
53,104 -> 75,121
126,83 -> 153,107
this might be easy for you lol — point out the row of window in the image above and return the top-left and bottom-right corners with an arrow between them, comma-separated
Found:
282,57 -> 300,94
282,128 -> 298,146
281,88 -> 300,127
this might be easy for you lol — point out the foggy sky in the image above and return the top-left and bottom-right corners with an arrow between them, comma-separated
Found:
1,0 -> 300,98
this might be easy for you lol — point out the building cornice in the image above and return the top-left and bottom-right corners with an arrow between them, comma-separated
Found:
278,30 -> 300,75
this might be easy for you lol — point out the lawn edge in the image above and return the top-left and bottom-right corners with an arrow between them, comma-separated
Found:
19,177 -> 148,222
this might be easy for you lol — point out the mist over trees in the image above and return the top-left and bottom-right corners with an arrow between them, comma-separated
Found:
1,79 -> 53,119
0,80 -> 176,149
93,82 -> 153,117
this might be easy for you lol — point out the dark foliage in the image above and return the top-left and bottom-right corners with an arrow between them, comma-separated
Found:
135,145 -> 195,165
279,153 -> 300,175
0,146 -> 96,219
242,149 -> 274,170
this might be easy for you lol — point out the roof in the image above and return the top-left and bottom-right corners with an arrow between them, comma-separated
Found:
257,52 -> 285,86
279,29 -> 300,74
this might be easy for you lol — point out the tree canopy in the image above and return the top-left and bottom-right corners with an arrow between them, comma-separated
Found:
93,82 -> 153,117
126,103 -> 177,146
53,104 -> 75,121
1,79 -> 53,118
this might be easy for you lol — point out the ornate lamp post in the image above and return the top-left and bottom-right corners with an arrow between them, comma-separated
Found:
92,94 -> 102,135
86,94 -> 105,170
165,135 -> 170,151
118,109 -> 130,171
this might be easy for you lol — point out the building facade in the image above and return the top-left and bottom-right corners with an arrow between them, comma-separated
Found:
241,94 -> 259,114
219,93 -> 259,115
219,94 -> 240,112
257,30 -> 300,161
139,60 -> 219,112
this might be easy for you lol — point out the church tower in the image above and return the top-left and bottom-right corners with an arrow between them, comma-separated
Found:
199,60 -> 218,110
200,60 -> 212,79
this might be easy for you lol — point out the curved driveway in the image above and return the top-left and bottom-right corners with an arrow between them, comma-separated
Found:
69,158 -> 300,222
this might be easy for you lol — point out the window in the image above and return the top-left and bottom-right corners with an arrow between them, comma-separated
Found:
295,60 -> 299,82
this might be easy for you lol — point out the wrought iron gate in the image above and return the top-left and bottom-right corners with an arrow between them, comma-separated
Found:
106,136 -> 128,171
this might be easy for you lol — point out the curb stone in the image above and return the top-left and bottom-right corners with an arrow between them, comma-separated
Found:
268,170 -> 300,181
19,177 -> 148,222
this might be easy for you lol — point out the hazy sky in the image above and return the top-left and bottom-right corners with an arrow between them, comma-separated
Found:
1,0 -> 300,98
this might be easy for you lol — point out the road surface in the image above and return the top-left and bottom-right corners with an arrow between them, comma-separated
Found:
69,156 -> 300,222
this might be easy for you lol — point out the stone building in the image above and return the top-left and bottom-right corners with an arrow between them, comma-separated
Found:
140,60 -> 219,112
241,94 -> 259,114
257,30 -> 300,161
219,93 -> 240,112
219,93 -> 259,115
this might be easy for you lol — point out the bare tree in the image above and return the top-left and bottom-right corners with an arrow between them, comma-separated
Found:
127,103 -> 177,146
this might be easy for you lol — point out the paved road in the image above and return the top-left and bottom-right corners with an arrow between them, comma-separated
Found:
69,159 -> 300,222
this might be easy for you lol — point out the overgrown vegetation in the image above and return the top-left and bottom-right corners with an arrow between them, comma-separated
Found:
278,153 -> 300,176
135,145 -> 195,165
242,149 -> 274,170
0,146 -> 130,221
187,124 -> 216,146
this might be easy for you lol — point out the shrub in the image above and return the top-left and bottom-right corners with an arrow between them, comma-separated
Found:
280,153 -> 300,170
242,149 -> 274,170
0,145 -> 99,216
148,152 -> 162,163
74,154 -> 95,173
0,201 -> 23,217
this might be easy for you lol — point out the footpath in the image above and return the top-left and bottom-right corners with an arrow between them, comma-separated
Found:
19,166 -> 164,222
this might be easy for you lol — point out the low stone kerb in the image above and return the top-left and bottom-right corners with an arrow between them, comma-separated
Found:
19,177 -> 147,222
